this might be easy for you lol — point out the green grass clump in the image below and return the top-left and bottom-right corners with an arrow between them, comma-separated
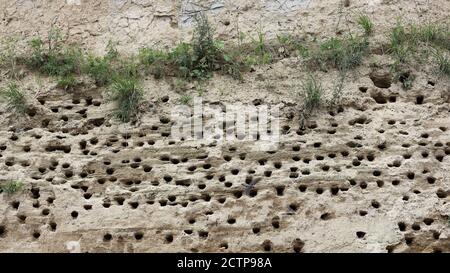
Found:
57,74 -> 77,90
138,48 -> 169,79
247,29 -> 272,65
0,37 -> 21,79
416,24 -> 449,50
299,74 -> 322,128
388,21 -> 450,84
0,82 -> 27,114
83,41 -> 120,86
357,14 -> 374,36
389,21 -> 449,62
24,29 -> 83,89
435,50 -> 450,76
108,77 -> 143,122
0,180 -> 24,194
139,13 -> 244,81
179,94 -> 193,105
27,36 -> 82,77
302,75 -> 322,111
312,35 -> 369,71
83,55 -> 112,86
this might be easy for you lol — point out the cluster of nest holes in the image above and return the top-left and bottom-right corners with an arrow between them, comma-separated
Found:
1,91 -> 450,252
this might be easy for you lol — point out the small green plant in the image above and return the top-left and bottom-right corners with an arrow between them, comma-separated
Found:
190,13 -> 222,78
0,36 -> 21,79
312,35 -> 369,71
1,180 -> 24,194
221,49 -> 245,81
416,24 -> 449,49
297,44 -> 310,58
108,77 -> 143,122
179,94 -> 193,105
172,78 -> 189,93
169,42 -> 195,79
138,48 -> 169,79
57,74 -> 77,90
302,75 -> 322,111
105,40 -> 119,60
25,29 -> 82,87
299,75 -> 322,129
247,28 -> 272,65
277,33 -> 294,47
435,50 -> 450,76
83,55 -> 112,86
357,14 -> 374,36
0,82 -> 27,114
389,21 -> 411,62
389,22 -> 449,63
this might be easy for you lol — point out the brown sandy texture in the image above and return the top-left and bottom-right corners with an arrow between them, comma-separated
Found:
0,0 -> 449,252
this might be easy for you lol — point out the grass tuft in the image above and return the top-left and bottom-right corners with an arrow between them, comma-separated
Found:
0,37 -> 21,79
357,14 -> 374,36
83,55 -> 112,86
1,180 -> 24,194
108,77 -> 143,122
302,75 -> 322,111
57,74 -> 78,90
311,35 -> 369,71
0,82 -> 27,114
179,94 -> 193,105
435,50 -> 450,76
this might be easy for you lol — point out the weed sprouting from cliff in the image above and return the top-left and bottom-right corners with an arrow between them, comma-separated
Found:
357,14 -> 374,36
302,75 -> 322,111
435,50 -> 450,76
299,74 -> 322,129
0,36 -> 21,80
0,181 -> 24,194
139,13 -> 222,80
0,82 -> 27,114
310,35 -> 369,71
139,13 -> 245,81
25,29 -> 82,89
191,13 -> 222,78
388,21 -> 450,84
247,27 -> 272,65
108,77 -> 143,122
83,56 -> 112,86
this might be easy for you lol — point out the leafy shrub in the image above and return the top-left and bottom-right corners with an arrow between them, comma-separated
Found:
139,13 -> 244,81
83,55 -> 112,86
138,48 -> 169,79
190,13 -> 223,78
24,29 -> 82,89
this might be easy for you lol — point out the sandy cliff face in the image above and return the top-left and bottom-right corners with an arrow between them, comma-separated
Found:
0,0 -> 449,253
1,0 -> 449,52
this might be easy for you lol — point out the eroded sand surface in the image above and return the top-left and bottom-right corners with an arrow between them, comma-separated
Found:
0,0 -> 449,252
